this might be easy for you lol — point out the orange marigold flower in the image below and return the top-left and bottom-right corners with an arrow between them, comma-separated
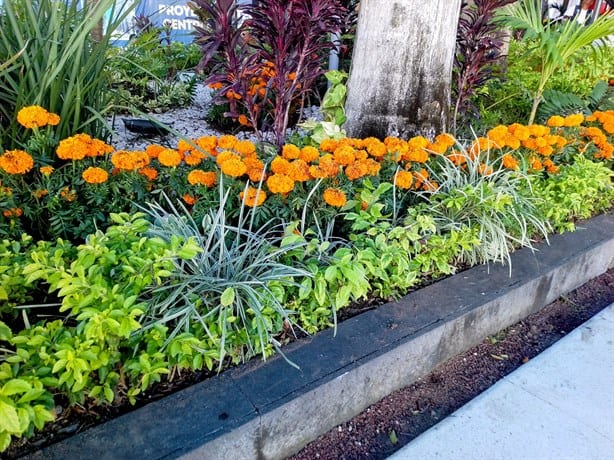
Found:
405,148 -> 428,163
364,138 -> 387,158
240,186 -> 267,207
563,113 -> 584,127
319,139 -> 339,153
502,154 -> 519,170
507,123 -> 531,141
158,149 -> 183,167
220,158 -> 247,177
413,169 -> 429,187
234,139 -> 257,156
0,150 -> 34,174
345,161 -> 369,181
322,188 -> 347,207
267,173 -> 295,194
56,133 -> 90,160
197,136 -> 218,155
188,169 -> 217,187
522,138 -> 538,150
111,150 -> 137,171
537,145 -> 554,157
407,136 -> 430,149
146,144 -> 165,159
469,137 -> 495,158
133,151 -> 150,169
47,113 -> 60,126
271,156 -> 291,175
82,166 -> 109,184
88,138 -> 114,157
365,158 -> 381,176
60,187 -> 76,202
447,150 -> 467,166
528,124 -> 550,137
32,189 -> 49,199
535,137 -> 548,148
435,133 -> 456,149
546,115 -> 565,127
139,166 -> 158,181
394,170 -> 414,189
282,144 -> 301,160
530,157 -> 543,171
216,150 -> 240,166
237,114 -> 251,127
478,163 -> 494,176
184,149 -> 205,166
504,135 -> 521,150
183,193 -> 197,205
289,159 -> 311,182
2,207 -> 23,218
217,135 -> 237,150
244,156 -> 266,182
319,156 -> 340,177
427,141 -> 449,154
40,166 -> 54,176
602,122 -> 614,134
177,139 -> 193,154
333,145 -> 356,166
17,105 -> 57,129
299,146 -> 320,163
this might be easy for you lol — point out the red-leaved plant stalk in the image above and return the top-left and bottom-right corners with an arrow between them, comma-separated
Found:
452,0 -> 516,135
191,0 -> 346,150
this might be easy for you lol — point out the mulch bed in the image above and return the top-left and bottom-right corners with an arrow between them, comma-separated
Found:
288,268 -> 614,460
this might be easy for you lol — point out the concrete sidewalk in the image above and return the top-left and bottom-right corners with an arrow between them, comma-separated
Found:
389,304 -> 614,460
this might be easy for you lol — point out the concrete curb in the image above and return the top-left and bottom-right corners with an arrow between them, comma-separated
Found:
29,212 -> 614,460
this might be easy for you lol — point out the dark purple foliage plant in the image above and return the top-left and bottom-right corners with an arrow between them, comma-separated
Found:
190,0 -> 346,150
452,0 -> 516,134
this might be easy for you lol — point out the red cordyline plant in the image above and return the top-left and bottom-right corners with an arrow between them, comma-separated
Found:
191,0 -> 346,150
452,0 -> 516,134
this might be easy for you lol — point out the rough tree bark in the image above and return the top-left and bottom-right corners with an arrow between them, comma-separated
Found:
344,0 -> 462,139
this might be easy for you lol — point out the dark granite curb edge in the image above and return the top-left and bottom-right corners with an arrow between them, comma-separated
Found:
30,212 -> 614,460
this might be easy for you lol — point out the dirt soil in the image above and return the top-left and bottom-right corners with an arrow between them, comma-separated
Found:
288,268 -> 614,460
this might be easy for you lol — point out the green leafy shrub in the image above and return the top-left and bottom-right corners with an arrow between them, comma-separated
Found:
529,155 -> 614,233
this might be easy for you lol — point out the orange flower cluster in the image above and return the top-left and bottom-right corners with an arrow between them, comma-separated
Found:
158,149 -> 182,168
581,126 -> 613,160
40,166 -> 54,176
60,187 -> 76,202
17,106 -> 60,129
239,186 -> 267,207
323,188 -> 347,207
586,110 -> 614,135
213,136 -> 261,181
56,133 -> 114,160
82,167 -> 109,184
0,150 -> 34,175
112,150 -> 150,171
138,166 -> 158,181
2,207 -> 23,218
187,169 -> 217,187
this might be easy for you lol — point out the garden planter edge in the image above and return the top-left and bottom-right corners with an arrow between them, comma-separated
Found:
27,212 -> 614,460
